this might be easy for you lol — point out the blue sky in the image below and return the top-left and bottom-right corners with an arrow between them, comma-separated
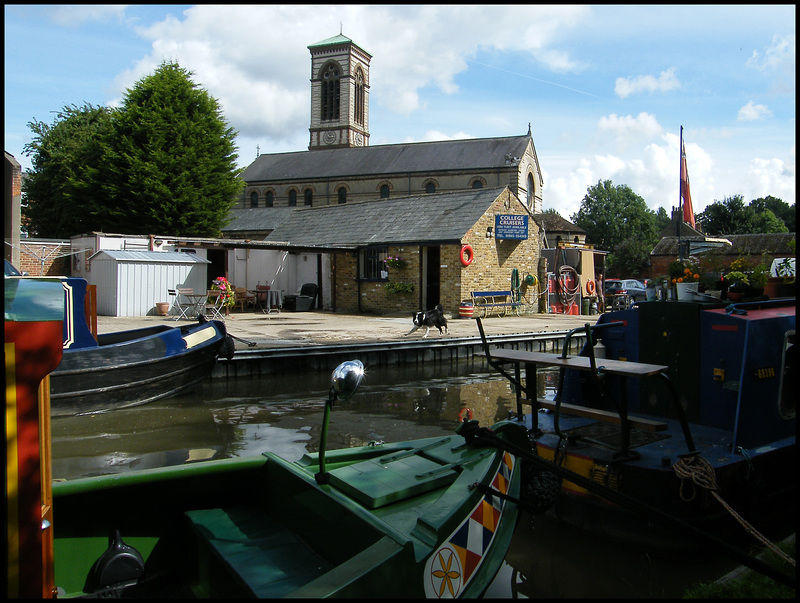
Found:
4,5 -> 795,220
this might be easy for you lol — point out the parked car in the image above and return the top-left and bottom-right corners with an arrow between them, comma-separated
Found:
604,278 -> 648,302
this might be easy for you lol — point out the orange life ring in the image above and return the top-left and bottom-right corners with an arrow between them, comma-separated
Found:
460,244 -> 473,266
458,407 -> 474,422
586,279 -> 596,295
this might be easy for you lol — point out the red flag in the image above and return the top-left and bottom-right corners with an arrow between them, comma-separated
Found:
680,139 -> 696,229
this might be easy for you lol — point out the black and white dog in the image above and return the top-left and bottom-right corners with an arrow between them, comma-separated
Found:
405,303 -> 449,338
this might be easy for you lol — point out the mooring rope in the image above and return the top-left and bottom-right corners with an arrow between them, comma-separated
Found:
673,454 -> 795,568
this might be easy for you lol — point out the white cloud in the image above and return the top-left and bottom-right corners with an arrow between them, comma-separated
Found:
737,101 -> 773,122
614,67 -> 680,98
597,113 -> 663,149
746,34 -> 796,73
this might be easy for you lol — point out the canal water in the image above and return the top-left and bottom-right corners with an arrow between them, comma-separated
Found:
50,359 -> 770,597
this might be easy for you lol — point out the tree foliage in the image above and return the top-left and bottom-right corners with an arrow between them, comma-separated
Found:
571,180 -> 660,276
697,194 -> 793,235
22,104 -> 113,238
22,61 -> 242,238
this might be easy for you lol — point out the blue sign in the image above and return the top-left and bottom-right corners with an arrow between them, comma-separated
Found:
495,214 -> 528,240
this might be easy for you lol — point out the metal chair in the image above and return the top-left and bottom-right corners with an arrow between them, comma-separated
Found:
204,290 -> 226,320
169,288 -> 192,321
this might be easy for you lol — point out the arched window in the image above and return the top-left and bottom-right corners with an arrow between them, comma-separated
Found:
527,173 -> 535,208
321,62 -> 341,121
472,180 -> 483,189
288,190 -> 297,207
380,184 -> 390,199
304,189 -> 313,206
337,187 -> 347,204
266,191 -> 274,207
425,182 -> 436,194
355,68 -> 365,125
250,191 -> 258,208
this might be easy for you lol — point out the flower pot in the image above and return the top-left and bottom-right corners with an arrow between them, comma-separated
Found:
726,291 -> 744,302
156,302 -> 170,316
459,301 -> 474,318
675,282 -> 698,300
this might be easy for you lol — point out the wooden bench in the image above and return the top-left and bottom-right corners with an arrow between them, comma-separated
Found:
530,398 -> 667,431
471,290 -> 514,317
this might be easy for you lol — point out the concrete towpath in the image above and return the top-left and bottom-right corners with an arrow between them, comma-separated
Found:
96,309 -> 600,349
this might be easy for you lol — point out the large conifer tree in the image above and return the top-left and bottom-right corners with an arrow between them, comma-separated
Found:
23,61 -> 242,238
95,61 -> 242,236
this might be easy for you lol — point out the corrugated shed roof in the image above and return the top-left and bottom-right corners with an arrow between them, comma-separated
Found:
651,232 -> 796,256
265,186 -> 512,247
89,250 -> 210,263
240,135 -> 532,182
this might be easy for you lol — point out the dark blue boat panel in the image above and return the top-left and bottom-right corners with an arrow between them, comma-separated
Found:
61,278 -> 100,349
700,307 -> 796,448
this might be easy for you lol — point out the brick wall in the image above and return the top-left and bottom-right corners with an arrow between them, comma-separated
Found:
17,241 -> 71,276
330,188 -> 542,316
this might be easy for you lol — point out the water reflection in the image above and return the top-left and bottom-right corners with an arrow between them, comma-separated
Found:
51,360 -> 524,481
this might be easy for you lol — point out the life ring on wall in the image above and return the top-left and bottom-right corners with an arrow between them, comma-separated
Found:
586,279 -> 596,295
460,244 -> 474,266
458,407 -> 473,422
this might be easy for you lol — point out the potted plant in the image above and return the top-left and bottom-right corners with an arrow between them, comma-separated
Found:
672,266 -> 700,300
723,271 -> 749,301
212,276 -> 236,313
384,256 -> 408,269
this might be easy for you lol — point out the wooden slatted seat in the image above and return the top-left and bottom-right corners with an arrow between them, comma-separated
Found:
529,398 -> 667,431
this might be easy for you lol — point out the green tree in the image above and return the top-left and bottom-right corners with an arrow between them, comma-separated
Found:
22,61 -> 242,238
752,209 -> 789,233
571,180 -> 659,275
697,195 -> 757,235
750,196 -> 794,231
95,61 -> 242,236
22,104 -> 113,237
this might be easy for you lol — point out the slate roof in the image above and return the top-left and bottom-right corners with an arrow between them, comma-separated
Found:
533,212 -> 585,234
264,186 -> 512,248
240,135 -> 532,183
651,232 -> 796,256
223,207 -> 296,235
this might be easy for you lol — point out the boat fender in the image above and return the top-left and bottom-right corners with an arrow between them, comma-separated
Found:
83,530 -> 145,592
220,335 -> 236,360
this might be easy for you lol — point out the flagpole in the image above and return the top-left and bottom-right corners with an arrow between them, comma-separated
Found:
678,126 -> 683,261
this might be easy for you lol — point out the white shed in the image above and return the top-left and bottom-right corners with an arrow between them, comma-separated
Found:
88,250 -> 210,316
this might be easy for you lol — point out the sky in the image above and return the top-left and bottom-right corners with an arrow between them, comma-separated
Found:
4,4 -> 796,221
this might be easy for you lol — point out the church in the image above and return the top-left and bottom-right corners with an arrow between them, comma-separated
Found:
227,34 -> 544,222
220,34 -> 547,315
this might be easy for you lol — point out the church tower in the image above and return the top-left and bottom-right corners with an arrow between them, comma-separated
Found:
308,34 -> 371,150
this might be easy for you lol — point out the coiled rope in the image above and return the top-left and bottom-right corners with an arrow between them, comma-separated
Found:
673,455 -> 795,568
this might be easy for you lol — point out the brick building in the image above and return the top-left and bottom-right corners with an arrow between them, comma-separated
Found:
263,186 -> 539,314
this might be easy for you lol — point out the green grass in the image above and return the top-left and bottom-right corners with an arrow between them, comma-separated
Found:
683,536 -> 795,598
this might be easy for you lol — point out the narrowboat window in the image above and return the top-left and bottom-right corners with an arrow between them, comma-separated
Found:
360,247 -> 388,281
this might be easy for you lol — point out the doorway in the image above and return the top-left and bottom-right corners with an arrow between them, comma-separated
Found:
206,249 -> 228,289
421,246 -> 440,309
